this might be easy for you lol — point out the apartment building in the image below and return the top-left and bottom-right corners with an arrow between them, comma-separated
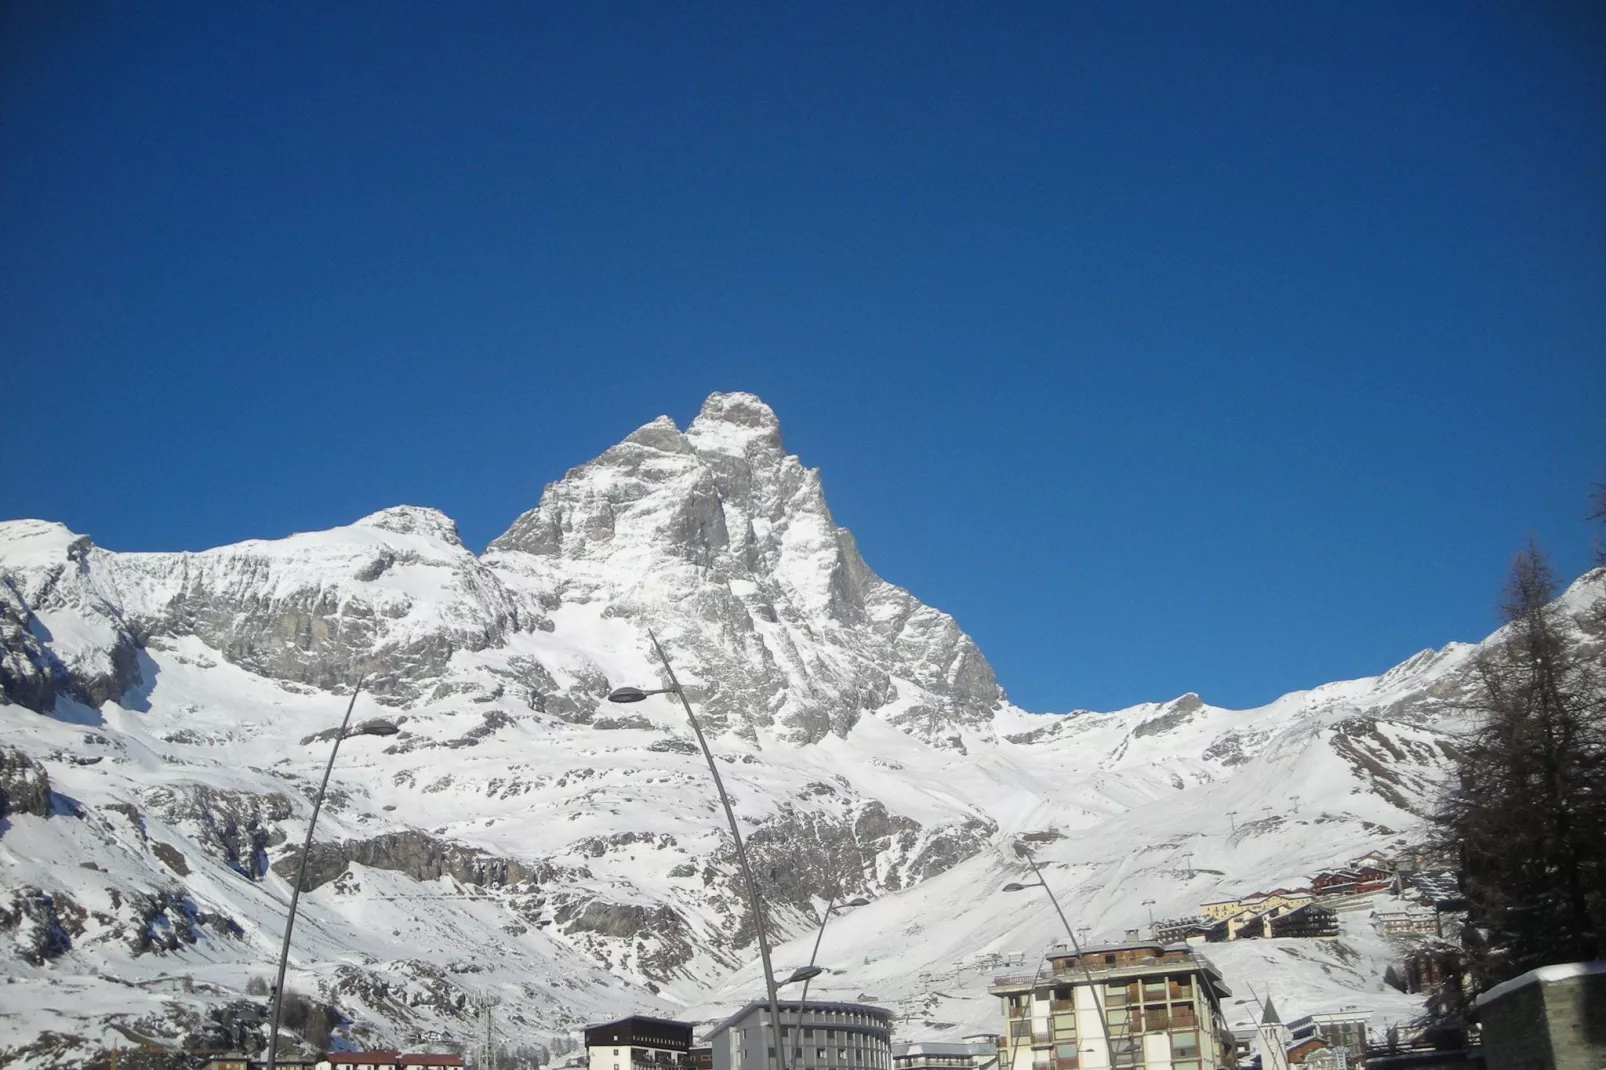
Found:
989,941 -> 1234,1070
585,1016 -> 696,1070
705,1000 -> 894,1070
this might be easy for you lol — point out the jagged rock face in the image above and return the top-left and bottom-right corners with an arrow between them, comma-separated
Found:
0,522 -> 143,710
270,829 -> 570,892
0,748 -> 53,818
487,392 -> 1003,743
110,507 -> 535,704
138,785 -> 292,879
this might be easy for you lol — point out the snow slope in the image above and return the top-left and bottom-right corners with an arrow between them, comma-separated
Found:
3,392 -> 1599,1068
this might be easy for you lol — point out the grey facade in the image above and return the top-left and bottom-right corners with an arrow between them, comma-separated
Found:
705,1001 -> 893,1070
1474,962 -> 1606,1070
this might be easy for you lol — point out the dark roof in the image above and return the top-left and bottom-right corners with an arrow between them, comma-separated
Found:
584,1016 -> 696,1050
1261,996 -> 1281,1025
704,1001 -> 893,1041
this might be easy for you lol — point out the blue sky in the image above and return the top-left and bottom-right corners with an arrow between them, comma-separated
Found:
2,3 -> 1603,714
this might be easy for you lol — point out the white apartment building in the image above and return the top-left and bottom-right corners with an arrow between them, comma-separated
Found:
705,1000 -> 893,1070
585,1015 -> 696,1070
988,942 -> 1233,1070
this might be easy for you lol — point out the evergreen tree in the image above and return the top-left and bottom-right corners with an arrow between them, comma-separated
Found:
1440,541 -> 1606,997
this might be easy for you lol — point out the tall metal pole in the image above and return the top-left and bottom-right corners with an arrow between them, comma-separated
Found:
266,680 -> 364,1070
648,632 -> 786,1070
791,894 -> 836,1065
1016,851 -> 1117,1069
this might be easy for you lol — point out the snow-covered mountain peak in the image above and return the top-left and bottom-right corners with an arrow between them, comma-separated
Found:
9,395 -> 1599,1067
685,391 -> 784,457
0,518 -> 90,561
351,505 -> 465,548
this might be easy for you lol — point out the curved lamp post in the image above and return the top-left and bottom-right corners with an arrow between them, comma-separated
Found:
1000,846 -> 1120,1070
608,630 -> 786,1070
778,964 -> 826,1067
790,895 -> 870,1059
266,681 -> 398,1070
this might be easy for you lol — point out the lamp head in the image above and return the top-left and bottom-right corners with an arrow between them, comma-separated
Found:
607,687 -> 649,703
1001,882 -> 1029,893
350,718 -> 401,738
784,965 -> 825,984
845,897 -> 871,907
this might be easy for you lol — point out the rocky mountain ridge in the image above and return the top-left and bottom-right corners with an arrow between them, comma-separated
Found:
2,391 -> 1600,1069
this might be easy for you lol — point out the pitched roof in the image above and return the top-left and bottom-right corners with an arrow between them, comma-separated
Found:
1260,996 -> 1281,1025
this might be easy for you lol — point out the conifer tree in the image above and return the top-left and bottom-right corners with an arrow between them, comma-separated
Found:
1441,539 -> 1606,995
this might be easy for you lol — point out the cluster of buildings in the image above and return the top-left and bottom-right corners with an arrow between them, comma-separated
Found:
193,851 -> 1595,1070
567,939 -> 1359,1070
203,1055 -> 465,1070
1151,854 -> 1418,946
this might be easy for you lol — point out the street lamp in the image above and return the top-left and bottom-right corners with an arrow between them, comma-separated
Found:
266,681 -> 397,1070
1142,898 -> 1157,930
608,630 -> 786,1070
999,846 -> 1115,1070
790,895 -> 871,1060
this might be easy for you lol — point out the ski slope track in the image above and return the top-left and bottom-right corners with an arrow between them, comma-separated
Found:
2,392 -> 1602,1067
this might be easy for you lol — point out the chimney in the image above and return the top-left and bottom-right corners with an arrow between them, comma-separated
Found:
1125,928 -> 1140,941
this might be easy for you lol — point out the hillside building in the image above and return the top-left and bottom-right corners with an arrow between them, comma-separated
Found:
1374,911 -> 1438,937
1199,892 -> 1313,924
989,940 -> 1234,1070
705,1001 -> 894,1070
585,1016 -> 696,1070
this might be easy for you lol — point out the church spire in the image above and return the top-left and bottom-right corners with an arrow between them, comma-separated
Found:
1261,995 -> 1282,1025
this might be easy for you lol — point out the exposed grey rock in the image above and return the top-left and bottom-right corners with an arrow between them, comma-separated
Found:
0,525 -> 144,710
271,829 -> 570,892
1133,694 -> 1205,738
102,507 -> 538,705
0,747 -> 53,819
139,785 -> 292,879
0,888 -> 79,964
555,900 -> 695,980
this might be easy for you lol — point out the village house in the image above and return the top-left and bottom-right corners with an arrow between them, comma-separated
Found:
202,1055 -> 250,1070
989,940 -> 1234,1070
1374,911 -> 1439,937
1198,890 -> 1313,924
585,1016 -> 696,1070
1263,905 -> 1339,940
893,1040 -> 998,1070
1151,918 -> 1209,944
705,1001 -> 894,1070
1309,867 -> 1391,899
